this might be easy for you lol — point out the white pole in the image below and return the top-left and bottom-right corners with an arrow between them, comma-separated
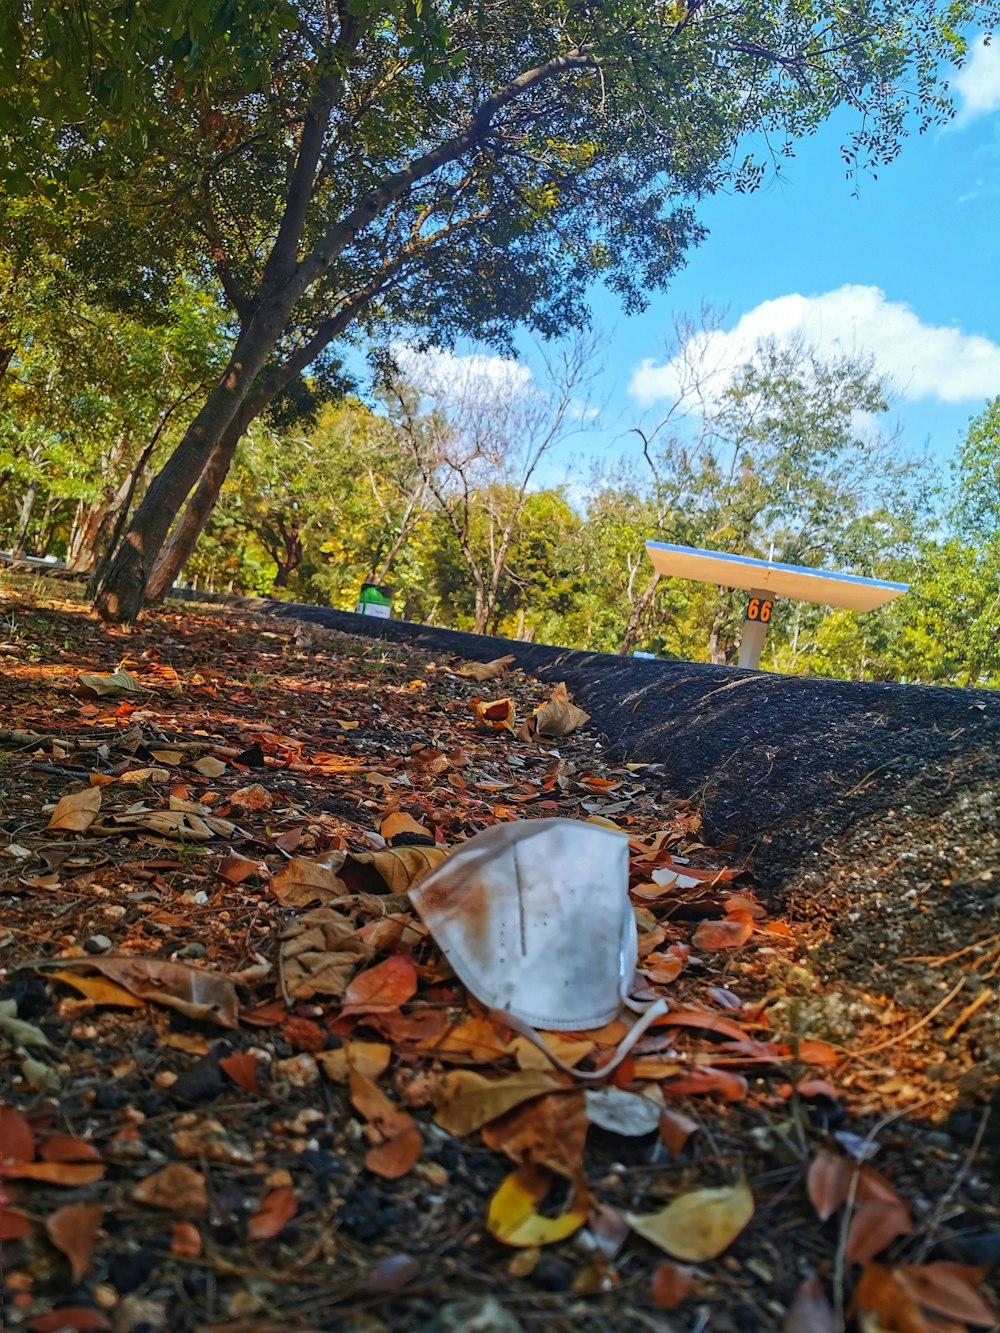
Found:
737,588 -> 773,670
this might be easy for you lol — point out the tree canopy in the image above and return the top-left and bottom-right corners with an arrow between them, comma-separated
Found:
5,0 -> 970,620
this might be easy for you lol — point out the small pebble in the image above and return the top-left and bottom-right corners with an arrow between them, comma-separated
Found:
85,934 -> 112,953
177,942 -> 206,959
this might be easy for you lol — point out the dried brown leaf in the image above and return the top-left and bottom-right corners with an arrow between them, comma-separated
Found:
434,1069 -> 568,1136
460,655 -> 517,682
350,844 -> 448,893
47,787 -> 102,832
278,907 -> 372,1001
42,956 -> 238,1028
482,1092 -> 587,1179
270,855 -> 348,907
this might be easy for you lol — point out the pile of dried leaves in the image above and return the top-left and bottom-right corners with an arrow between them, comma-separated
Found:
0,583 -> 997,1333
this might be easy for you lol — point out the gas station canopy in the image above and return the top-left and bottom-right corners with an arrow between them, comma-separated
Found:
644,542 -> 908,612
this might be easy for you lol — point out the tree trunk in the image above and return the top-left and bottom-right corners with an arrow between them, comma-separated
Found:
12,482 -> 39,558
95,319 -> 281,622
144,420 -> 242,603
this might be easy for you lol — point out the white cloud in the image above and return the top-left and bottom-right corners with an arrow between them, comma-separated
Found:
954,34 -> 1000,123
391,343 -> 533,405
628,286 -> 1000,407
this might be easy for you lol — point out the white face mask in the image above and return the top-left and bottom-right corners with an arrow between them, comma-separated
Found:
409,818 -> 640,1031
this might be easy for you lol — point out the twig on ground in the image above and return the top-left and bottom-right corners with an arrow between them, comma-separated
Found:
850,976 -> 967,1057
943,986 -> 992,1040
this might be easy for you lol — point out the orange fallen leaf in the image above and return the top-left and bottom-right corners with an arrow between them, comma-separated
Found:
249,1186 -> 298,1241
132,1163 -> 207,1213
170,1222 -> 203,1258
855,1264 -> 930,1333
653,1005 -> 747,1041
797,1039 -> 840,1067
29,1308 -> 112,1332
420,1016 -> 510,1064
341,955 -> 418,1015
5,1162 -> 105,1186
318,1040 -> 393,1083
349,1070 -> 414,1138
216,853 -> 260,885
49,970 -> 145,1008
473,697 -> 516,732
219,1051 -> 261,1094
661,1067 -> 748,1101
658,1109 -> 699,1158
41,955 -> 239,1027
0,1206 -> 36,1240
0,1105 -> 35,1165
46,1203 -> 103,1283
651,1261 -> 693,1309
691,918 -> 753,950
365,1125 -> 423,1180
39,1136 -> 102,1163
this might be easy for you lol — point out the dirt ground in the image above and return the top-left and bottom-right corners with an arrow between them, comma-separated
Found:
0,575 -> 997,1333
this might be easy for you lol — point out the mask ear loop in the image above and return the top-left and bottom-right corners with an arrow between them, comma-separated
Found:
490,996 -> 669,1082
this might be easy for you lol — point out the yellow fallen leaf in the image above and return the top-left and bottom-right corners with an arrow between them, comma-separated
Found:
508,1034 -> 595,1071
77,670 -> 142,698
380,811 -> 431,842
627,1182 -> 754,1261
150,750 -> 185,765
47,787 -> 102,832
49,971 -> 145,1009
487,1165 -> 588,1247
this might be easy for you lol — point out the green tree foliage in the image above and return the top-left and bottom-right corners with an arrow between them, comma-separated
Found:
0,275 -> 228,563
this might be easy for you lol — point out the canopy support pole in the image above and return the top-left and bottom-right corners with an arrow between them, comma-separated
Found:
738,589 -> 772,671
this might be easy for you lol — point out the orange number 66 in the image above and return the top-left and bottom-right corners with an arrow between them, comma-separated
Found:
746,598 -> 773,622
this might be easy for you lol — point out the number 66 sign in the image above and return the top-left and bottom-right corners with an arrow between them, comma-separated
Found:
745,597 -> 773,623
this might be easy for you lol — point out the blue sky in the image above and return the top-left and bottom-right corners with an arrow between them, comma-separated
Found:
398,33 -> 1000,494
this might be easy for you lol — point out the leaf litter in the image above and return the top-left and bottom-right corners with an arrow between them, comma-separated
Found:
0,585 -> 996,1331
